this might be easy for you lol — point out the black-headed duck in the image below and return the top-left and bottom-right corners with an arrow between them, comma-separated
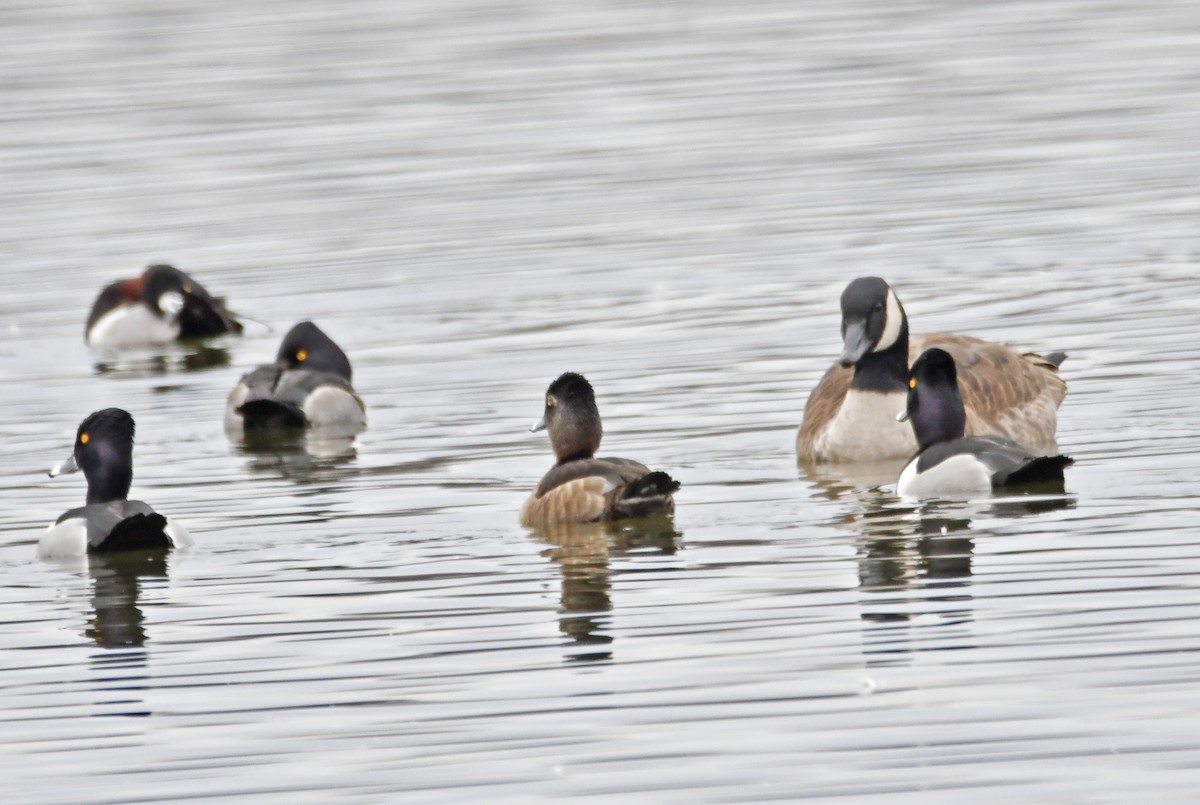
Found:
897,348 -> 1073,498
85,264 -> 242,348
225,321 -> 366,435
41,408 -> 193,558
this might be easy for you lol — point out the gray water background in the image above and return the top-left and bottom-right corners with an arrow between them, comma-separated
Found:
0,0 -> 1198,801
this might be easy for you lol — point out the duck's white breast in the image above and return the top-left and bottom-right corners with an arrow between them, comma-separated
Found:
86,304 -> 179,348
897,452 -> 993,499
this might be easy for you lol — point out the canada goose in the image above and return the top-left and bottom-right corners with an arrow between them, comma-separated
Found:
798,277 -> 1066,463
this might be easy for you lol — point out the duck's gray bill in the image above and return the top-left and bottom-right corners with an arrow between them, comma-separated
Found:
48,453 -> 79,478
895,411 -> 909,423
529,416 -> 547,433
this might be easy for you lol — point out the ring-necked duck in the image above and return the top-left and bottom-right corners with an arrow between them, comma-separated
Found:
225,321 -> 366,434
897,348 -> 1073,498
521,373 -> 680,526
85,264 -> 243,348
798,277 -> 1067,463
40,408 -> 193,558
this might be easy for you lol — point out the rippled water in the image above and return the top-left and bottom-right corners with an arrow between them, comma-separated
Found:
1,0 -> 1199,801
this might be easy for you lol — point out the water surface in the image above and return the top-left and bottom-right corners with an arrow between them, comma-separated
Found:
1,0 -> 1199,801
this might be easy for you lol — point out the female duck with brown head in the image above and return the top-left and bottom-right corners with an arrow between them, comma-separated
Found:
521,373 -> 680,527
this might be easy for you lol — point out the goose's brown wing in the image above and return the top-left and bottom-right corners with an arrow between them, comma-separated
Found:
914,333 -> 1067,452
797,364 -> 853,460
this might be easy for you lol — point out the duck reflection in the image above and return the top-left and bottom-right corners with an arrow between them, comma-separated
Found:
852,498 -> 976,594
230,426 -> 358,484
527,519 -> 680,663
92,343 -> 233,377
77,551 -> 174,719
838,491 -> 1073,666
85,550 -> 169,648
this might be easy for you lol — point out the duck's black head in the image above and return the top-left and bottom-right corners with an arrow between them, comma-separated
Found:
275,321 -> 353,381
838,277 -> 909,379
50,408 -> 136,505
141,264 -> 242,337
532,372 -> 602,465
901,348 -> 967,451
140,264 -> 194,315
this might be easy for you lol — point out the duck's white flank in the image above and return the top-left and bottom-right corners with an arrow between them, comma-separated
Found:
37,519 -> 88,559
897,452 -> 993,499
224,382 -> 250,431
37,514 -> 193,559
166,518 -> 194,550
86,305 -> 179,348
303,385 -> 367,429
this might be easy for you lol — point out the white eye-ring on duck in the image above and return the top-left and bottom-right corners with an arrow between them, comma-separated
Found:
546,395 -> 556,408
872,288 -> 904,353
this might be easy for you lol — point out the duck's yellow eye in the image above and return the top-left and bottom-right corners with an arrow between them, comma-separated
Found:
908,377 -> 917,389
183,283 -> 193,294
546,395 -> 556,408
296,349 -> 308,362
80,433 -> 89,445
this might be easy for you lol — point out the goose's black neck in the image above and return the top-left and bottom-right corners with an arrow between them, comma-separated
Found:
851,326 -> 910,393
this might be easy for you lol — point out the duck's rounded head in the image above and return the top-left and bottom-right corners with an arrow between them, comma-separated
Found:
901,348 -> 967,451
50,408 -> 136,505
532,372 -> 602,465
275,321 -> 353,381
140,264 -> 192,314
838,276 -> 907,366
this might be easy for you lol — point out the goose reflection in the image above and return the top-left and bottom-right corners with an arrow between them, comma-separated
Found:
527,519 -> 680,663
799,459 -> 903,501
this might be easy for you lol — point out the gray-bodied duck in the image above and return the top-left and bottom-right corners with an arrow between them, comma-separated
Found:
41,408 -> 193,559
225,321 -> 366,435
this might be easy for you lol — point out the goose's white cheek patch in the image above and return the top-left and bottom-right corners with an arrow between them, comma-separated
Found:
872,289 -> 904,353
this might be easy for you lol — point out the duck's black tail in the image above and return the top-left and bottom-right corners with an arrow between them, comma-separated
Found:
239,399 -> 308,430
91,513 -> 172,553
612,471 -> 681,519
999,454 -> 1074,489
